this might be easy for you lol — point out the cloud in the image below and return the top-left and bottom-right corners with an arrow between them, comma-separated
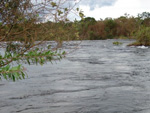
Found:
80,0 -> 117,10
79,0 -> 150,20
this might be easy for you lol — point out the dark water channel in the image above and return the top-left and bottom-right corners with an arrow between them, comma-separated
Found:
1,39 -> 150,113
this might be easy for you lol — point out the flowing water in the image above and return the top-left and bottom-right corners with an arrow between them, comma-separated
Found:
1,39 -> 150,113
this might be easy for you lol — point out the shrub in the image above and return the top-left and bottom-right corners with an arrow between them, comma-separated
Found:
113,41 -> 122,45
130,27 -> 150,46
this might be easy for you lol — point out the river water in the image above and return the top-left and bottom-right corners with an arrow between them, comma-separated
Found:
1,39 -> 150,113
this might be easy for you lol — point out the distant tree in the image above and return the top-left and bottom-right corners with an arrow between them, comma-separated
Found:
138,12 -> 150,20
129,26 -> 150,46
115,16 -> 138,37
77,17 -> 97,39
137,12 -> 150,27
104,18 -> 117,38
96,21 -> 107,39
129,12 -> 150,46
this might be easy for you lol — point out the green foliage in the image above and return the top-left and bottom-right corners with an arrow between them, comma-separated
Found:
88,31 -> 98,40
58,10 -> 63,16
77,17 -> 97,39
79,11 -> 85,19
104,18 -> 117,38
80,17 -> 97,28
113,41 -> 123,45
0,46 -> 65,81
0,65 -> 25,81
51,2 -> 57,7
131,27 -> 150,46
104,18 -> 116,30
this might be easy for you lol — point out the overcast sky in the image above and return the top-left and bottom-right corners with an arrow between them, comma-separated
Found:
78,0 -> 150,20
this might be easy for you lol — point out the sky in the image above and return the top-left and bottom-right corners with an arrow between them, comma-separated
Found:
78,0 -> 150,20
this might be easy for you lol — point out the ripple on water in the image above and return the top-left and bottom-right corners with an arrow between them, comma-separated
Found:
1,40 -> 150,113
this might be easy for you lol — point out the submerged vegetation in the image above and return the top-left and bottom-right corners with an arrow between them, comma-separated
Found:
113,41 -> 123,45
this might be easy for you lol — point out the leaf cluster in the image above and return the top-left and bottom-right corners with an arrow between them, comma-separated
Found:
0,46 -> 65,81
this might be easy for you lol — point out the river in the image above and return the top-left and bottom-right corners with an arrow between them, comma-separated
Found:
1,39 -> 150,113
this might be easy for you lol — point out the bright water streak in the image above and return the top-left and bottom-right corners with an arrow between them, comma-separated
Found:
0,39 -> 150,113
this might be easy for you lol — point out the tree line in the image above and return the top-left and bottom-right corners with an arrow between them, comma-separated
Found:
77,12 -> 150,42
33,12 -> 150,46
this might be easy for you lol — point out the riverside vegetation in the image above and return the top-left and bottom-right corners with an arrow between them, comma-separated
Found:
0,0 -> 150,81
37,12 -> 150,45
0,0 -> 83,81
77,12 -> 150,46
